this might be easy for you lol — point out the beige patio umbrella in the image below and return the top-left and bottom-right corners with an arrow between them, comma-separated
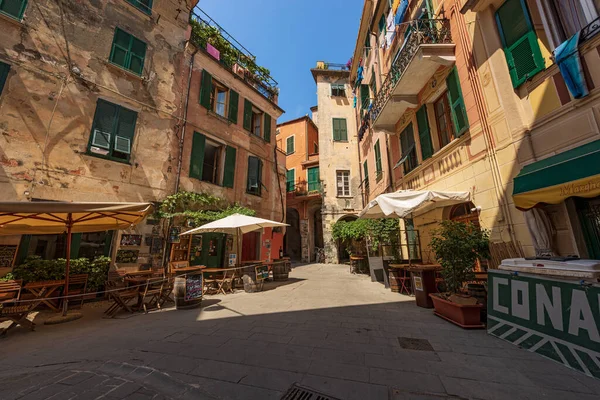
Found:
180,214 -> 288,266
0,201 -> 153,315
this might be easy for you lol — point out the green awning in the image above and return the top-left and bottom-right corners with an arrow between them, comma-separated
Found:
513,140 -> 600,210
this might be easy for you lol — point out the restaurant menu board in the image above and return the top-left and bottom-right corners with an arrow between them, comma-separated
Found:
116,249 -> 139,263
120,234 -> 142,246
255,265 -> 269,282
185,274 -> 203,301
0,245 -> 17,268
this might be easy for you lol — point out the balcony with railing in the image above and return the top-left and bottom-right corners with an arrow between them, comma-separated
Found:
286,180 -> 324,198
190,8 -> 279,102
369,19 -> 454,131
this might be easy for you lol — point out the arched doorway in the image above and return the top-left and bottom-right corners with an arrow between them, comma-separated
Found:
336,214 -> 358,263
449,202 -> 480,227
285,208 -> 302,261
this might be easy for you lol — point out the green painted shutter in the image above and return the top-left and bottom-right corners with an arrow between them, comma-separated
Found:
363,161 -> 369,187
339,119 -> 348,141
446,68 -> 469,137
243,99 -> 252,131
70,233 -> 82,259
0,0 -> 28,20
286,136 -> 294,154
264,114 -> 271,143
228,90 -> 239,123
200,70 -> 212,109
257,159 -> 263,195
379,14 -> 386,34
189,132 -> 206,179
416,105 -> 433,160
332,119 -> 340,141
308,167 -> 320,191
371,70 -> 377,97
365,35 -> 370,57
89,100 -> 118,153
375,140 -> 382,174
360,84 -> 369,108
129,36 -> 146,75
15,234 -> 31,265
0,62 -> 10,96
286,169 -> 295,192
223,146 -> 236,188
114,107 -> 137,160
495,0 -> 545,88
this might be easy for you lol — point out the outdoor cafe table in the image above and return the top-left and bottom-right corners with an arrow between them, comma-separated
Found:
23,279 -> 65,312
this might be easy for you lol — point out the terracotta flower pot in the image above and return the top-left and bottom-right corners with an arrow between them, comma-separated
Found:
429,293 -> 484,329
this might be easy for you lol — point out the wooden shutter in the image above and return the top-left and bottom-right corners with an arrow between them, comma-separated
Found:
228,90 -> 239,123
89,100 -> 118,152
243,99 -> 252,131
446,68 -> 469,137
223,146 -> 236,188
189,132 -> 206,179
339,119 -> 348,141
199,70 -> 212,109
332,119 -> 340,141
257,159 -> 263,195
375,140 -> 382,173
308,167 -> 319,191
416,105 -> 433,160
0,0 -> 28,19
129,36 -> 146,75
363,161 -> 369,186
286,169 -> 295,192
264,114 -> 271,143
114,107 -> 137,159
379,14 -> 386,33
0,62 -> 10,96
495,0 -> 545,88
360,84 -> 369,108
286,136 -> 294,154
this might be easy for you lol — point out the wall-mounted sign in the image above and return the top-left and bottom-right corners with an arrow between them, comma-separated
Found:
120,234 -> 142,246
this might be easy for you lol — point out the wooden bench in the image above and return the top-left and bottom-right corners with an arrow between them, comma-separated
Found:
0,279 -> 23,305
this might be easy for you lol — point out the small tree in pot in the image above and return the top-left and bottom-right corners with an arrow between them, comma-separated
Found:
428,220 -> 490,327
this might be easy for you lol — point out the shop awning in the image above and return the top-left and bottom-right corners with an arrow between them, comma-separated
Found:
513,140 -> 600,210
359,190 -> 471,219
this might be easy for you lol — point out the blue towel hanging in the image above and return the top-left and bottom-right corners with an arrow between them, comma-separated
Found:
554,32 -> 589,99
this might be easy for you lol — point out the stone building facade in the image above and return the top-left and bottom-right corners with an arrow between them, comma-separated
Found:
277,116 -> 323,262
311,64 -> 363,263
351,0 -> 600,262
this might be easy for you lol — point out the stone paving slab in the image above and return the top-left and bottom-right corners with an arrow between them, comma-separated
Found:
1,263 -> 599,400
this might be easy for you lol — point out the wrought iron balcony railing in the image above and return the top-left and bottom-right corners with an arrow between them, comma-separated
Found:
581,15 -> 600,43
286,180 -> 324,197
368,19 -> 452,124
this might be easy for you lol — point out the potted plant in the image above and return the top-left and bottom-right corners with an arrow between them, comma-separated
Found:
428,220 -> 490,328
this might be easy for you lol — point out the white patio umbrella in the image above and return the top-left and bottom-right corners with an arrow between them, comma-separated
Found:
179,214 -> 288,265
359,190 -> 471,264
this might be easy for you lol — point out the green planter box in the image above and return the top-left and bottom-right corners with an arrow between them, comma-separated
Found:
488,270 -> 600,379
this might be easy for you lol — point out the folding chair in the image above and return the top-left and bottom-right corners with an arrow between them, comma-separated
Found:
0,304 -> 36,336
140,277 -> 164,313
104,280 -> 140,318
63,274 -> 88,309
0,280 -> 22,305
217,270 -> 235,294
158,275 -> 175,306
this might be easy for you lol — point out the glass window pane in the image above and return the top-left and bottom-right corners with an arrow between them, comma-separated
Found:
131,37 -> 147,58
129,55 -> 143,74
114,29 -> 131,49
111,47 -> 128,67
116,108 -> 137,139
497,0 -> 529,47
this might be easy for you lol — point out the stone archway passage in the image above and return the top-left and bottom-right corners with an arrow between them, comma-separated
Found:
285,208 -> 302,261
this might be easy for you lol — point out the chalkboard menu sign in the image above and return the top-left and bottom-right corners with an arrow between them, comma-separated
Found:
185,273 -> 203,301
255,265 -> 269,282
169,227 -> 182,243
0,245 -> 17,268
121,234 -> 142,246
116,249 -> 139,263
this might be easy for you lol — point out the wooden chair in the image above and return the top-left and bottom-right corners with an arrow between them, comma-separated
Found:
1,303 -> 36,336
140,277 -> 164,313
203,274 -> 220,295
217,270 -> 235,294
63,274 -> 88,309
104,280 -> 140,318
158,275 -> 175,306
0,279 -> 23,305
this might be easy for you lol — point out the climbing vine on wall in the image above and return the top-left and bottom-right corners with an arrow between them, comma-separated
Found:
332,218 -> 401,257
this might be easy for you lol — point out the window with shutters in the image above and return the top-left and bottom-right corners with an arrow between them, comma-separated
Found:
541,0 -> 599,47
445,67 -> 469,137
109,28 -> 147,76
364,35 -> 371,58
363,160 -> 369,189
416,105 -> 433,161
336,170 -> 351,197
286,136 -> 295,155
286,169 -> 295,192
434,92 -> 455,148
370,70 -> 377,98
308,167 -> 320,192
495,0 -> 545,88
251,107 -> 263,137
126,0 -> 152,15
0,61 -> 10,98
0,0 -> 27,20
398,123 -> 418,174
332,118 -> 348,141
247,156 -> 263,196
189,132 -> 236,188
87,99 -> 137,163
210,79 -> 228,118
374,140 -> 383,180
331,83 -> 346,97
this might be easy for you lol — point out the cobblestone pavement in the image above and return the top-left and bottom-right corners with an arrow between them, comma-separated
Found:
1,264 -> 599,400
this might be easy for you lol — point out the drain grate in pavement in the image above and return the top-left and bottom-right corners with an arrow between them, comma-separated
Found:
280,383 -> 341,400
397,337 -> 435,351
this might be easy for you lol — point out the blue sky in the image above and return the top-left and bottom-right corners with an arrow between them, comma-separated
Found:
195,0 -> 363,122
